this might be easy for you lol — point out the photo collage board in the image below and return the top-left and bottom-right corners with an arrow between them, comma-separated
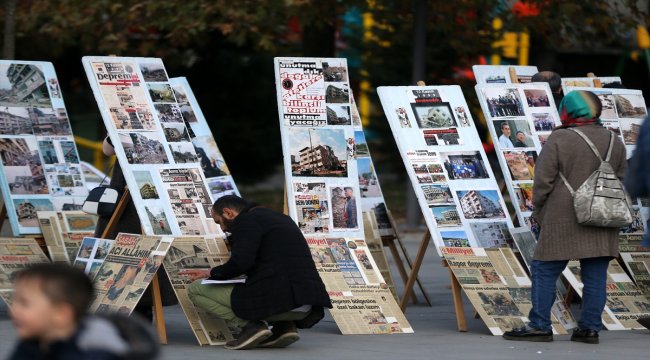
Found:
83,56 -> 237,236
377,85 -> 514,255
560,76 -> 623,94
475,82 -> 561,229
0,60 -> 89,235
274,57 -> 410,334
472,65 -> 539,85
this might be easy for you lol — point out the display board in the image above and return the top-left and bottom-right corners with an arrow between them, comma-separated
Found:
475,82 -> 561,227
309,237 -> 412,334
560,76 -> 623,94
274,57 -> 410,334
472,65 -> 539,84
0,60 -> 89,235
72,237 -> 114,279
37,210 -> 97,263
163,235 -> 235,346
563,259 -> 650,330
378,85 -> 513,255
82,57 -> 224,236
0,237 -> 50,305
442,247 -> 568,335
90,233 -> 172,314
621,252 -> 650,300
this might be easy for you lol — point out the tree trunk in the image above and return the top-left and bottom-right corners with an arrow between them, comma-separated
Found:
3,0 -> 16,59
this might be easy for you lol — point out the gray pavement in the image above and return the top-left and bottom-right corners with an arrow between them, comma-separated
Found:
1,231 -> 649,359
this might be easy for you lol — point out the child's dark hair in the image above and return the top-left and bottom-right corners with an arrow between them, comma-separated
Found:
16,263 -> 94,321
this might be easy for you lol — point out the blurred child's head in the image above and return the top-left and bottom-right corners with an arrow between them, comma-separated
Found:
10,263 -> 93,340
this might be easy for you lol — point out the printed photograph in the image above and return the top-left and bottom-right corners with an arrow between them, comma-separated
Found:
77,237 -> 96,259
162,123 -> 191,143
325,83 -> 350,104
494,317 -> 526,332
326,105 -> 351,125
614,94 -> 647,119
0,63 -> 51,107
13,198 -> 53,228
207,178 -> 236,199
60,141 -> 80,164
456,190 -> 506,219
410,102 -> 457,128
440,151 -> 489,180
493,119 -> 534,148
38,140 -> 58,164
507,287 -> 531,304
417,174 -> 433,184
514,183 -> 534,212
294,182 -> 329,234
485,75 -> 506,83
358,158 -> 381,198
119,132 -> 169,164
179,102 -> 197,123
395,107 -> 411,128
470,222 -> 513,248
65,214 -> 97,232
311,247 -> 335,265
620,119 -> 642,145
32,107 -> 72,136
512,230 -> 537,267
538,134 -> 549,146
145,205 -> 172,235
139,63 -> 168,82
289,128 -> 347,177
171,84 -> 188,104
421,184 -> 454,206
602,120 -> 622,137
620,207 -> 645,234
193,136 -> 230,177
454,106 -> 471,127
483,88 -> 525,118
322,60 -> 348,82
431,205 -> 461,227
154,103 -> 184,123
597,94 -> 617,119
503,151 -> 537,181
523,89 -> 551,107
532,113 -> 556,132
354,131 -> 369,157
0,138 -> 47,194
440,230 -> 470,247
134,171 -> 158,199
330,186 -> 358,229
108,106 -> 155,131
147,83 -> 176,103
0,106 -> 32,135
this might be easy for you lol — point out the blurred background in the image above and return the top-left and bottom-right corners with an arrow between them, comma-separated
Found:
2,0 -> 649,227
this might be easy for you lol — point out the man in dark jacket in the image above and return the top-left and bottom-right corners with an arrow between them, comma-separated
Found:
187,195 -> 332,350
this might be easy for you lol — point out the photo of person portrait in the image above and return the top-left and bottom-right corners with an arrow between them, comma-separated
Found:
395,107 -> 411,128
440,151 -> 489,180
326,105 -> 351,125
410,102 -> 457,129
532,113 -> 556,132
493,120 -> 534,148
330,186 -> 358,229
483,88 -> 525,118
523,89 -> 551,107
289,128 -> 348,177
504,151 -> 537,181
456,190 -> 505,219
147,83 -> 176,103
614,94 -> 647,119
440,230 -> 470,247
538,134 -> 549,146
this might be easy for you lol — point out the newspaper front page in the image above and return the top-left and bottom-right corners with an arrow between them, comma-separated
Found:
163,235 -> 235,346
442,247 -> 569,335
37,210 -> 97,263
91,233 -> 173,315
0,237 -> 50,305
620,252 -> 650,301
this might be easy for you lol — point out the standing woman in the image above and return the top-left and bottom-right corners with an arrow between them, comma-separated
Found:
503,90 -> 627,344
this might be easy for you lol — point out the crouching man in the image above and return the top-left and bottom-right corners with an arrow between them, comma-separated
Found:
187,195 -> 332,350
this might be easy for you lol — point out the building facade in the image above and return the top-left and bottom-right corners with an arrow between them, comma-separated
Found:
298,145 -> 341,173
460,190 -> 500,218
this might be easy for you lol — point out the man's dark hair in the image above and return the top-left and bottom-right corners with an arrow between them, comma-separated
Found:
344,187 -> 353,192
212,195 -> 250,216
516,131 -> 525,135
15,263 -> 94,321
501,122 -> 510,130
531,71 -> 562,93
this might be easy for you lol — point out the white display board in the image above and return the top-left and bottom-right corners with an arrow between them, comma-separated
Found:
561,76 -> 623,94
0,60 -> 88,235
475,82 -> 561,227
83,57 -> 232,236
472,65 -> 539,84
378,85 -> 514,255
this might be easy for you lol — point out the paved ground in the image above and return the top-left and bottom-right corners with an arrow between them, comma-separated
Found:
1,231 -> 649,359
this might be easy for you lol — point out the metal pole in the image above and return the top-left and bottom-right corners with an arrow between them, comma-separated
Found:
405,0 -> 427,229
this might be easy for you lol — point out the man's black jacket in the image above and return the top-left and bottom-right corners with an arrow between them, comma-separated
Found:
209,205 -> 332,323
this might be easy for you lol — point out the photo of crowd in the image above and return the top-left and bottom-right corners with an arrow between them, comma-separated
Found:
483,88 -> 525,117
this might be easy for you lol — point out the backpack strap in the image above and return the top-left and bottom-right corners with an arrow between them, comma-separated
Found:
604,131 -> 615,162
568,128 -> 603,162
559,171 -> 575,195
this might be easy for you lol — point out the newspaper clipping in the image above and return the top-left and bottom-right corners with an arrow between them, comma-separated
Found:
37,210 -> 97,263
72,237 -> 114,279
163,235 -> 236,345
0,61 -> 89,235
621,252 -> 650,301
0,237 -> 50,305
442,247 -> 570,335
91,233 -> 173,315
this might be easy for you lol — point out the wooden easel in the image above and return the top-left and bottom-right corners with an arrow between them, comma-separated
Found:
587,72 -> 603,88
100,188 -> 168,344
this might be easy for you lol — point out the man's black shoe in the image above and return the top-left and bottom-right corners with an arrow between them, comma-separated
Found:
224,321 -> 272,350
258,321 -> 300,348
637,317 -> 650,330
502,326 -> 553,342
571,328 -> 599,344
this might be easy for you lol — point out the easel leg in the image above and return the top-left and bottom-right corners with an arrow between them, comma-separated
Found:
447,264 -> 467,332
387,241 -> 418,305
395,234 -> 432,306
399,230 -> 431,311
151,273 -> 168,344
